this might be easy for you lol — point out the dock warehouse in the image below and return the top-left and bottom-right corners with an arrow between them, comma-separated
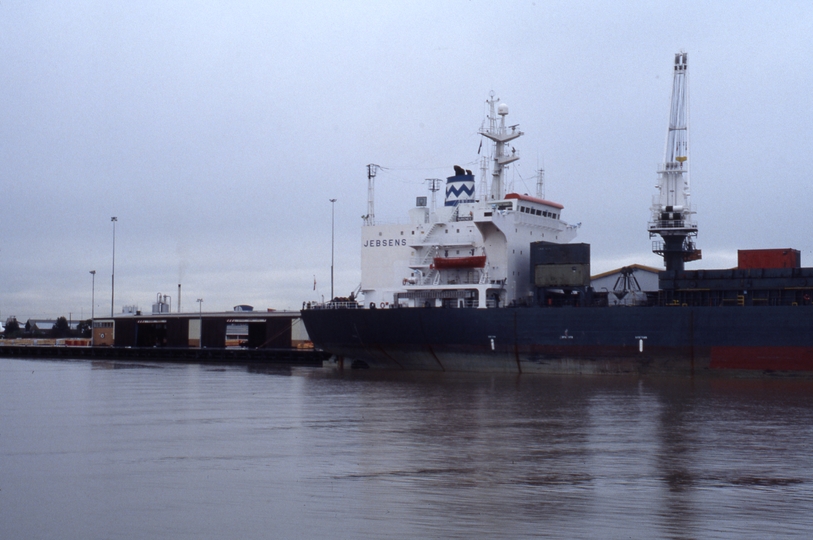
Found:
93,310 -> 309,349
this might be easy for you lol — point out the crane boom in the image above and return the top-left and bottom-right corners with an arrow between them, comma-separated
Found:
649,52 -> 700,271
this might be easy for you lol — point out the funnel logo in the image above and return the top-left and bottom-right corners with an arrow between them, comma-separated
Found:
445,183 -> 475,206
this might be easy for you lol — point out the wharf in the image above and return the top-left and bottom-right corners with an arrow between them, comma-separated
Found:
0,345 -> 329,365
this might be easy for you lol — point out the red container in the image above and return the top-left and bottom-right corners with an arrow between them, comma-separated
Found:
738,249 -> 801,269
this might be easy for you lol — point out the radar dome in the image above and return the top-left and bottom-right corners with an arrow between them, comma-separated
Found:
497,103 -> 509,115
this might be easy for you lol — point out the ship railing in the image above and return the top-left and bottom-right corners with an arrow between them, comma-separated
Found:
409,246 -> 439,268
416,273 -> 485,287
408,223 -> 448,250
653,294 -> 813,308
414,269 -> 440,286
364,218 -> 412,226
443,277 -> 484,285
304,301 -> 361,310
415,270 -> 432,286
648,219 -> 697,230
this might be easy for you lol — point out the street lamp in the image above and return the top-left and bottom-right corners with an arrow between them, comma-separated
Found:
330,198 -> 336,301
111,217 -> 117,317
196,298 -> 203,348
90,270 -> 96,346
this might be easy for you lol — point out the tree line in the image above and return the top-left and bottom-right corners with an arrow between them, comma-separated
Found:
3,317 -> 91,339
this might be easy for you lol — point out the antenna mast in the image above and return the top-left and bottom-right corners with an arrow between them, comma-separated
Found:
479,93 -> 522,200
536,168 -> 545,199
649,52 -> 700,271
365,164 -> 379,226
478,156 -> 489,207
426,178 -> 442,219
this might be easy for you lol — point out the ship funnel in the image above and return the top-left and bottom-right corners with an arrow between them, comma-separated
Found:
445,168 -> 475,206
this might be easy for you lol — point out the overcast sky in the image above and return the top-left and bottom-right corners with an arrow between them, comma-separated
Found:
2,1 -> 811,321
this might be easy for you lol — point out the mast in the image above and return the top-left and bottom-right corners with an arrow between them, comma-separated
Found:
536,167 -> 545,199
479,93 -> 523,200
364,164 -> 379,226
426,178 -> 442,221
649,52 -> 700,272
478,155 -> 489,207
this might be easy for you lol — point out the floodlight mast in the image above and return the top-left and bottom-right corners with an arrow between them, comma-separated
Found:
649,52 -> 701,272
364,164 -> 379,226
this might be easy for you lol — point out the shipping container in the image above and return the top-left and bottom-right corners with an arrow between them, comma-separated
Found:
534,263 -> 591,287
738,249 -> 800,269
530,242 -> 590,266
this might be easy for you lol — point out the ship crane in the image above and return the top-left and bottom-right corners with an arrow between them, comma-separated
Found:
649,52 -> 700,271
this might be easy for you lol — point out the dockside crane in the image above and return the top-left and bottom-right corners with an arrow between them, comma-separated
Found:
649,52 -> 701,271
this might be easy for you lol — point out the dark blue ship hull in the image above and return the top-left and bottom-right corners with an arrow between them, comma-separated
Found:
301,306 -> 813,374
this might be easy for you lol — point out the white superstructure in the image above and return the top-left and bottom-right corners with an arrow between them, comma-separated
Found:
359,95 -> 579,309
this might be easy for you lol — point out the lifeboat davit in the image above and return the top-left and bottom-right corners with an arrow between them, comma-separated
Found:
431,255 -> 487,269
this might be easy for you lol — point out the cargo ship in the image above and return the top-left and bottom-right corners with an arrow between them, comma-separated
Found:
301,53 -> 813,374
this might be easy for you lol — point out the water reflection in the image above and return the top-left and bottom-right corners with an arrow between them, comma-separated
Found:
1,359 -> 812,539
301,371 -> 813,538
91,360 -> 167,370
245,364 -> 294,376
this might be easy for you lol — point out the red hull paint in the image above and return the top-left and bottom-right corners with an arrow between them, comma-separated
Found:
710,347 -> 813,371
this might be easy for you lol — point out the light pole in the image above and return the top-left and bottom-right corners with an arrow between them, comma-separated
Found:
196,298 -> 203,348
111,217 -> 117,316
330,198 -> 336,301
90,270 -> 96,346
